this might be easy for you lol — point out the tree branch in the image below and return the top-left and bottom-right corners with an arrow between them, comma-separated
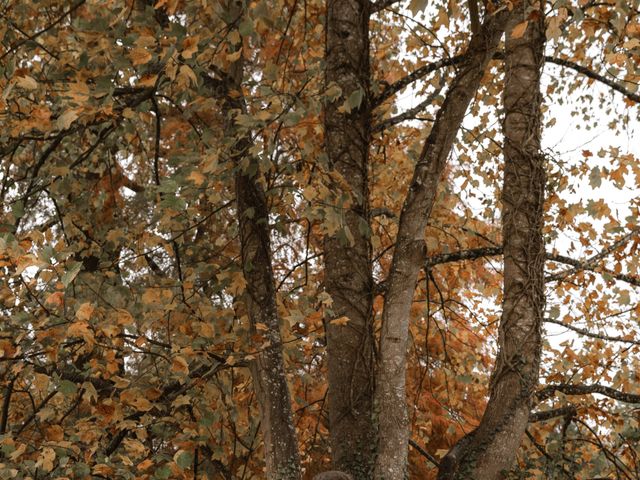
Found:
373,83 -> 443,132
409,438 -> 440,467
537,383 -> 640,403
545,56 -> 640,104
371,0 -> 403,14
529,405 -> 576,423
546,228 -> 640,283
545,318 -> 640,346
373,56 -> 463,106
374,53 -> 640,109
422,243 -> 640,288
0,377 -> 15,434
0,0 -> 87,61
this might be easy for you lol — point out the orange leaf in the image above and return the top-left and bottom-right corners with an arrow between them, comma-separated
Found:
511,21 -> 529,39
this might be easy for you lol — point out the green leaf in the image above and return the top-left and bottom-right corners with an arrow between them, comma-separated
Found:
342,88 -> 364,113
59,380 -> 77,396
11,201 -> 24,219
154,465 -> 172,480
238,18 -> 254,37
175,451 -> 193,470
62,262 -> 83,287
589,166 -> 602,188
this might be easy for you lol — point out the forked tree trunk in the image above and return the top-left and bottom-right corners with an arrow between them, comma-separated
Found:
323,0 -> 376,477
221,3 -> 301,478
437,3 -> 546,479
373,9 -> 513,480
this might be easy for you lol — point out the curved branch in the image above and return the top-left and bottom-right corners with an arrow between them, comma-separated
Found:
544,318 -> 640,347
545,56 -> 640,104
370,0 -> 402,14
422,243 -> 640,288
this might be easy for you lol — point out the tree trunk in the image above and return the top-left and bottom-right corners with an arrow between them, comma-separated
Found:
323,0 -> 375,478
221,4 -> 301,478
373,10 -> 512,480
437,4 -> 546,479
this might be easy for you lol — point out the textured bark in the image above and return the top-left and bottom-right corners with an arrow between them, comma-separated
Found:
236,166 -> 301,480
222,4 -> 301,478
437,5 -> 546,480
323,0 -> 375,477
372,10 -> 512,480
312,471 -> 353,480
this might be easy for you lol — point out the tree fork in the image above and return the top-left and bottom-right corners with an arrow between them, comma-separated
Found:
372,6 -> 513,479
437,3 -> 546,479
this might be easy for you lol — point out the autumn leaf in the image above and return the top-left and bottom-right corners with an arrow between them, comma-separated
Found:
182,36 -> 199,59
56,109 -> 80,130
330,316 -> 350,326
510,21 -> 529,39
76,302 -> 95,321
45,291 -> 65,308
129,47 -> 153,66
36,447 -> 56,472
171,355 -> 189,374
15,75 -> 38,90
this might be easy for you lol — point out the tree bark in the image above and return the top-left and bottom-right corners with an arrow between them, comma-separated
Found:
372,9 -> 513,480
221,4 -> 301,478
323,0 -> 375,477
437,4 -> 546,479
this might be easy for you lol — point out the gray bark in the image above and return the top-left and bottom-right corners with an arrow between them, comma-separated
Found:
323,0 -> 375,477
373,9 -> 513,480
437,4 -> 546,479
220,3 -> 301,478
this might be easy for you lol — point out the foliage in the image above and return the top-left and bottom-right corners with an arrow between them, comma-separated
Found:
0,0 -> 639,479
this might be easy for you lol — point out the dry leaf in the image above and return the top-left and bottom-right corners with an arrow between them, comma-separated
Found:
511,21 -> 529,39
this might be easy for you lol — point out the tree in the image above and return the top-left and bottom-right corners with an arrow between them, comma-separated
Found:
2,0 -> 640,479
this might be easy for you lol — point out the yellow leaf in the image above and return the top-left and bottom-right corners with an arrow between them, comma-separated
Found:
121,389 -> 153,411
68,321 -> 93,342
178,65 -> 198,87
226,49 -> 242,62
56,109 -> 80,130
123,438 -> 146,457
16,75 -> 38,90
129,47 -> 152,66
9,443 -> 26,461
116,309 -> 134,325
138,73 -> 158,87
93,464 -> 114,476
37,447 -> 56,472
511,21 -> 528,39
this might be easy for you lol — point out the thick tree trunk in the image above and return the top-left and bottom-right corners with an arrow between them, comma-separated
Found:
373,10 -> 512,480
220,4 -> 301,478
323,1 -> 375,478
437,4 -> 545,480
